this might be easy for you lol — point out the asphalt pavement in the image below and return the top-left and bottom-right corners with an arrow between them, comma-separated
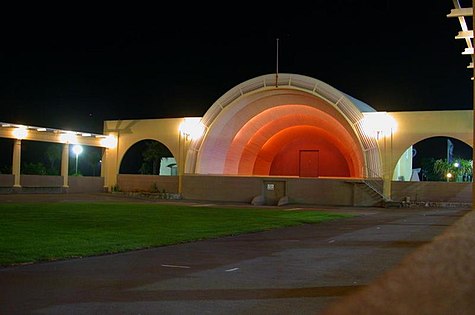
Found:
0,193 -> 472,314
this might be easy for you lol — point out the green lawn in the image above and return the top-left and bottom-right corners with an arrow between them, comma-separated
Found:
0,203 -> 351,266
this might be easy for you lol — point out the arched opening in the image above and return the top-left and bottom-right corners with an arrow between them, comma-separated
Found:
393,136 -> 473,182
208,103 -> 364,177
252,126 -> 352,177
120,139 -> 176,175
191,74 -> 379,179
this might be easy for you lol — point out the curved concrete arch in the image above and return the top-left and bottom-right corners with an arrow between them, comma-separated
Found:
252,125 -> 356,177
224,105 -> 363,176
187,73 -> 379,177
118,138 -> 175,174
387,111 -> 473,180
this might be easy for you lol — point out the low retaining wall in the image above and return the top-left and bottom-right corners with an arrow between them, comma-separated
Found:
391,181 -> 472,203
117,174 -> 178,193
0,174 -> 13,187
1,173 -> 472,205
182,175 -> 381,207
68,176 -> 105,193
0,174 -> 104,194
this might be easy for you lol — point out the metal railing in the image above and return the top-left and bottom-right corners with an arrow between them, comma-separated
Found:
363,167 -> 389,201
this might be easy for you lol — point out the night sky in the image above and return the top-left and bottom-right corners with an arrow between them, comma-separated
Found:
0,1 -> 473,135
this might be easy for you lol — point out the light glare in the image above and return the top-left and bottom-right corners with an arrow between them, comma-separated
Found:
72,144 -> 83,156
362,112 -> 397,139
60,132 -> 77,144
100,135 -> 117,148
12,126 -> 28,139
179,117 -> 205,140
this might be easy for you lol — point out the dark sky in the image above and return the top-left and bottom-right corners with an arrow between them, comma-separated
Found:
0,1 -> 473,134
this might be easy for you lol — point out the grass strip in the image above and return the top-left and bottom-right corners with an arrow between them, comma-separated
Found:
0,202 -> 351,266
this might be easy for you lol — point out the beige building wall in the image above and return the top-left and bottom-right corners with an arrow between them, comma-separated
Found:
100,110 -> 473,196
386,110 -> 472,183
373,110 -> 472,198
102,118 -> 185,189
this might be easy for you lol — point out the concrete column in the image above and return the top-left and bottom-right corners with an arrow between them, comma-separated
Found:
178,133 -> 190,195
178,132 -> 184,194
61,143 -> 69,188
102,148 -> 110,190
102,132 -> 119,191
382,134 -> 392,200
12,139 -> 21,187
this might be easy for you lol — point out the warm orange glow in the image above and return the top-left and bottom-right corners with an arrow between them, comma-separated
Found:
253,126 -> 352,177
220,105 -> 363,177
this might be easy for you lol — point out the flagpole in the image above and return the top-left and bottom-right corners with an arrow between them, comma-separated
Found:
275,38 -> 279,87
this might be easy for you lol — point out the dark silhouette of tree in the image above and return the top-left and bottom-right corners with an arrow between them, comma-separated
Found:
45,144 -> 61,175
22,162 -> 47,175
84,148 -> 102,176
142,141 -> 172,175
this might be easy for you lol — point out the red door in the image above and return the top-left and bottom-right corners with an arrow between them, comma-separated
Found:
299,150 -> 319,177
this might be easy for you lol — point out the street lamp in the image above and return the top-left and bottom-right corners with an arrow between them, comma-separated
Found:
361,112 -> 398,200
72,144 -> 83,175
177,118 -> 205,195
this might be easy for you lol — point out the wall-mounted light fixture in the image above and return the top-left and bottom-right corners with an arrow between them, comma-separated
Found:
361,112 -> 397,140
12,126 -> 28,140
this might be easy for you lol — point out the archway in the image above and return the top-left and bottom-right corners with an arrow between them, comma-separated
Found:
189,74 -> 377,178
393,136 -> 473,182
119,139 -> 175,175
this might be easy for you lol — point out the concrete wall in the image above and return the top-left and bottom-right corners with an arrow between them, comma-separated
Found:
2,173 -> 471,205
391,181 -> 472,203
68,176 -> 105,193
182,175 -> 381,206
183,175 -> 263,203
21,175 -> 63,187
0,175 -> 104,194
0,174 -> 13,187
117,174 -> 178,193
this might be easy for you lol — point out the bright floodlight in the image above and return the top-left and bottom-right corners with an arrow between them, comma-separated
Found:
12,126 -> 28,139
362,112 -> 397,139
100,135 -> 117,148
72,144 -> 83,156
60,131 -> 77,144
179,117 -> 205,140
454,162 -> 460,168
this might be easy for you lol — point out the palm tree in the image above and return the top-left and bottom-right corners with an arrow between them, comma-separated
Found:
142,141 -> 171,175
433,159 -> 452,181
434,158 -> 473,182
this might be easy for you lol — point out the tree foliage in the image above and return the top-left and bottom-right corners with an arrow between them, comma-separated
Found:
22,162 -> 47,175
433,158 -> 473,182
45,144 -> 61,175
142,141 -> 172,175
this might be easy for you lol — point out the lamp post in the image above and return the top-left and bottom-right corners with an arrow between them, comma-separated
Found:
362,112 -> 397,200
177,118 -> 205,196
72,144 -> 83,175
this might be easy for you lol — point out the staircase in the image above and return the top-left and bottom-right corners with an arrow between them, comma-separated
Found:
362,178 -> 402,208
